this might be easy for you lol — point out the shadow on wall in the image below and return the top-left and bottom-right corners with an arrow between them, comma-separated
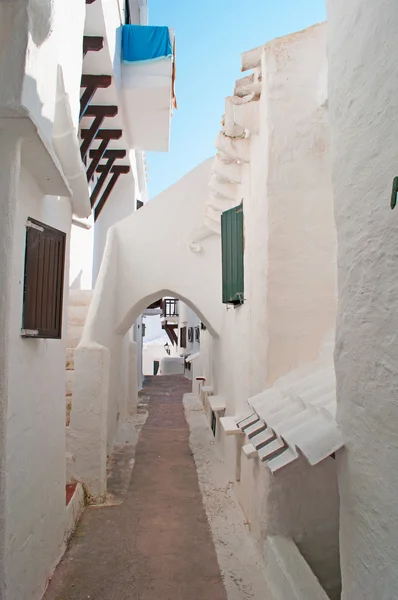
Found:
28,0 -> 53,47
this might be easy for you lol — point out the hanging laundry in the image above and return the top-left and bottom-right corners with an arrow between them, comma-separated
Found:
122,24 -> 172,64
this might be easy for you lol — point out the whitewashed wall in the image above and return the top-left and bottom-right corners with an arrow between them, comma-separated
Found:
327,1 -> 398,598
206,24 -> 340,599
4,169 -> 71,600
0,1 -> 88,598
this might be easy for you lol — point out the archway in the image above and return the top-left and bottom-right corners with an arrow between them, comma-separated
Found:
115,288 -> 219,339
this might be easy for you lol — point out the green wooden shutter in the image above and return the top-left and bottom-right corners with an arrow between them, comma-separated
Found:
221,203 -> 244,305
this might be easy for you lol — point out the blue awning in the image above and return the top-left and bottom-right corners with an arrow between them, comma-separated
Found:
122,25 -> 172,64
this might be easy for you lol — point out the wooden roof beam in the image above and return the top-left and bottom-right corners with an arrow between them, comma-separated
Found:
80,75 -> 112,120
83,36 -> 103,57
79,105 -> 118,161
86,132 -> 124,181
94,165 -> 131,221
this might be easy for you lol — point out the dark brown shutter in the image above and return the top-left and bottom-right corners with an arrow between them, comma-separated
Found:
180,326 -> 187,348
22,218 -> 66,339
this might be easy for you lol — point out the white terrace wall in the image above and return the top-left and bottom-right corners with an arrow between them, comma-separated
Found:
207,24 -> 340,599
70,158 -> 223,497
327,1 -> 398,598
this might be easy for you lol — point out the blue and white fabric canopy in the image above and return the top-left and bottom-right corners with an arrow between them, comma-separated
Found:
122,25 -> 172,64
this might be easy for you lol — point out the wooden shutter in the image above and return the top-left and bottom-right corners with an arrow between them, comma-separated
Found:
180,326 -> 187,348
22,218 -> 66,339
221,203 -> 244,305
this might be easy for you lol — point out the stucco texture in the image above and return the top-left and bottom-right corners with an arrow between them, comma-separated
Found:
327,1 -> 398,598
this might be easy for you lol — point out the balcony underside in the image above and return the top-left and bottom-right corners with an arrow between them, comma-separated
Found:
120,58 -> 172,152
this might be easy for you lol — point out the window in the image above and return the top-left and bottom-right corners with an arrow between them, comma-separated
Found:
22,218 -> 66,339
180,326 -> 187,348
211,411 -> 217,436
195,326 -> 200,343
188,327 -> 194,343
221,203 -> 244,305
136,199 -> 144,210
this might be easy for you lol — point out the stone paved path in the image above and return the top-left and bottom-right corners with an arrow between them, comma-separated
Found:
45,375 -> 227,600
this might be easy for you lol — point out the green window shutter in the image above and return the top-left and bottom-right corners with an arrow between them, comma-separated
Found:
221,203 -> 244,305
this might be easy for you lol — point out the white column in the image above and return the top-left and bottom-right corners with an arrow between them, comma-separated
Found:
0,131 -> 22,600
327,1 -> 398,598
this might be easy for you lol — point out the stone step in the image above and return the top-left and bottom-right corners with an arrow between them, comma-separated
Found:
66,348 -> 74,370
66,370 -> 74,397
68,305 -> 89,327
68,289 -> 93,307
67,325 -> 84,349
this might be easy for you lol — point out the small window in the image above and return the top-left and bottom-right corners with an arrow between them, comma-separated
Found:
211,411 -> 217,436
195,326 -> 200,342
136,199 -> 144,210
22,218 -> 66,339
221,203 -> 244,305
180,326 -> 187,348
188,327 -> 194,343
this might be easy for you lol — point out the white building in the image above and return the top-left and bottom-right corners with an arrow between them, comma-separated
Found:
0,1 -> 175,598
1,2 -> 398,599
69,20 -> 344,599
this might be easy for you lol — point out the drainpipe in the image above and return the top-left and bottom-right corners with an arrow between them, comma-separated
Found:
52,69 -> 91,218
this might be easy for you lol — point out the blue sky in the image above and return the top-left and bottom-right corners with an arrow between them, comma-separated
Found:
146,0 -> 326,199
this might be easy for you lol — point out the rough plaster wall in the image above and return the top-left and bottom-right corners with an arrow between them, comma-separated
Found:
6,167 -> 71,600
93,171 -> 137,285
0,2 -> 28,115
266,23 -> 336,385
216,418 -> 340,599
0,133 -> 22,600
327,1 -> 398,598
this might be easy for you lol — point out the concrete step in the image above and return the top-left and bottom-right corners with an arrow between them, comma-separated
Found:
68,305 -> 89,327
68,289 -> 93,307
67,325 -> 84,349
66,370 -> 74,397
66,397 -> 72,427
66,348 -> 74,370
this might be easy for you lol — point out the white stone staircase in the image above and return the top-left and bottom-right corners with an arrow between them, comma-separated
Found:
66,290 -> 92,426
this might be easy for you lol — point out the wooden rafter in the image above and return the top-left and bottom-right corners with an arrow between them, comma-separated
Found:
89,149 -> 123,206
94,165 -> 130,221
86,131 -> 123,181
83,36 -> 103,58
80,105 -> 118,161
80,75 -> 112,120
164,323 -> 178,346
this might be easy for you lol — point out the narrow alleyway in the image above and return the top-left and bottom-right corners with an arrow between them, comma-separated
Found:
45,376 -> 227,600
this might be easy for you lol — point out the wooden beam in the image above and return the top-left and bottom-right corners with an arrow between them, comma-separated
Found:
94,165 -> 130,221
89,149 -> 126,160
164,324 -> 178,346
80,128 -> 122,141
83,36 -> 103,57
80,105 -> 118,161
90,153 -> 119,207
86,138 -> 125,182
80,75 -> 112,120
